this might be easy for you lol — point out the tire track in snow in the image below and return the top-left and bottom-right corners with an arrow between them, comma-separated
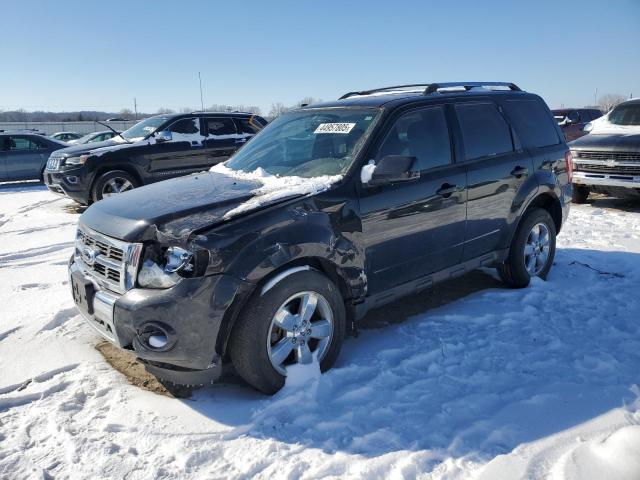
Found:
0,241 -> 74,266
39,307 -> 79,333
0,326 -> 22,343
0,364 -> 79,397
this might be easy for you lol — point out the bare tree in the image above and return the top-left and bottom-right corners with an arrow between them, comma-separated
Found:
180,107 -> 193,113
156,107 -> 175,114
598,94 -> 626,113
268,102 -> 289,119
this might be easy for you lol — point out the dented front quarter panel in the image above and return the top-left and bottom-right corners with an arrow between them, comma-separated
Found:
193,179 -> 367,300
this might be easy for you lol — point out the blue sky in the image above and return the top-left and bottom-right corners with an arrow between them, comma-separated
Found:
1,0 -> 638,114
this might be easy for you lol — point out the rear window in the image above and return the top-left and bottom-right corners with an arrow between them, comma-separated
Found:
503,100 -> 560,148
455,103 -> 513,160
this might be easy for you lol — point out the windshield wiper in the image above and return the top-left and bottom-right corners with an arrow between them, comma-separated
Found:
96,120 -> 131,143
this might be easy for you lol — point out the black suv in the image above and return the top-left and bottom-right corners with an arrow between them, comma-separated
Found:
69,82 -> 571,394
44,112 -> 267,204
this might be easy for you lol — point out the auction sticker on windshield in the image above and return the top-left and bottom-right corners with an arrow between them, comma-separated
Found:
314,123 -> 356,134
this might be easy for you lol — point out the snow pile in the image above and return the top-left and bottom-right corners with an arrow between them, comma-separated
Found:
210,163 -> 343,219
1,185 -> 640,479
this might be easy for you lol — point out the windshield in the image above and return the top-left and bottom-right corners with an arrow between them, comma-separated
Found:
225,108 -> 379,177
119,116 -> 171,141
608,103 -> 640,126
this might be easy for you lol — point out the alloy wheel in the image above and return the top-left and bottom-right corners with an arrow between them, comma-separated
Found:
267,291 -> 334,375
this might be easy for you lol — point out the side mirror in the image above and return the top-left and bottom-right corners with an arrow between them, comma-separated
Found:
155,131 -> 172,143
364,155 -> 418,186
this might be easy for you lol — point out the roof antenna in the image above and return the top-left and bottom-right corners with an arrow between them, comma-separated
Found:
198,72 -> 204,111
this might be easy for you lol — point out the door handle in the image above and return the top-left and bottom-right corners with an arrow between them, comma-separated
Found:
436,183 -> 458,198
235,138 -> 247,144
510,166 -> 528,178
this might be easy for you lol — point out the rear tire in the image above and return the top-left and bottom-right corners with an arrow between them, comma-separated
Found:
572,185 -> 590,204
229,269 -> 345,394
498,208 -> 556,288
91,170 -> 138,202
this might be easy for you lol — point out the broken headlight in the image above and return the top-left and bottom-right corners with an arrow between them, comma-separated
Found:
137,246 -> 195,289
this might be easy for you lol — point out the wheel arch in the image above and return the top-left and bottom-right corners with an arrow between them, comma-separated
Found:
216,256 -> 357,358
522,191 -> 563,235
91,162 -> 144,191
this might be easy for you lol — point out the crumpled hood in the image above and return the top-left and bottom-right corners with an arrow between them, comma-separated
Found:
570,133 -> 640,151
79,172 -> 264,243
53,139 -> 119,157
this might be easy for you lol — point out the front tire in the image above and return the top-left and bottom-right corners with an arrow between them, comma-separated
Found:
229,269 -> 345,394
91,170 -> 138,202
498,208 -> 557,288
572,185 -> 590,204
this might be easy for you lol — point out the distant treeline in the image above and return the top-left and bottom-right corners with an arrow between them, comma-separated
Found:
0,110 -> 148,122
0,98 -> 323,122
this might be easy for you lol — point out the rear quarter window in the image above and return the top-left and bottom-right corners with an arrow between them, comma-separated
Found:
455,102 -> 513,160
502,99 -> 560,149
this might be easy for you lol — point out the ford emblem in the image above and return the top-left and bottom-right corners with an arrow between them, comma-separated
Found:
81,247 -> 98,266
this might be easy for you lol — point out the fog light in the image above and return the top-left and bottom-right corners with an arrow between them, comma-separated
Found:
148,334 -> 168,348
137,321 -> 176,351
66,176 -> 79,184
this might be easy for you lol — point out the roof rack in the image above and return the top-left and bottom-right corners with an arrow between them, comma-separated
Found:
338,82 -> 521,100
339,84 -> 430,100
423,82 -> 521,94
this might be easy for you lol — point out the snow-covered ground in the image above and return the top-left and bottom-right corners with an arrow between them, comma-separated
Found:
1,183 -> 639,480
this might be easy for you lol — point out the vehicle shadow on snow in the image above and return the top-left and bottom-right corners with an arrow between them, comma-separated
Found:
0,180 -> 47,193
184,247 -> 640,462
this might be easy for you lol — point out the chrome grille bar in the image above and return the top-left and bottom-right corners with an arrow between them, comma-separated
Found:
74,226 -> 142,294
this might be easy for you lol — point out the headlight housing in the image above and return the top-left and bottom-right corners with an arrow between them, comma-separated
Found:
64,154 -> 90,166
137,246 -> 195,289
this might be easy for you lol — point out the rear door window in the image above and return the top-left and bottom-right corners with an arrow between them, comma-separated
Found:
502,99 -> 560,148
455,103 -> 514,160
206,118 -> 237,137
375,106 -> 452,171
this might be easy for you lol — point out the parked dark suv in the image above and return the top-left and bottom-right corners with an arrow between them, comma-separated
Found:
44,112 -> 267,204
69,82 -> 571,394
552,108 -> 603,141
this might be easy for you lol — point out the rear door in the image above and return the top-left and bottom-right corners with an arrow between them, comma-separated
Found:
146,116 -> 208,180
359,105 -> 467,294
6,135 -> 50,180
203,117 -> 240,166
453,101 -> 534,260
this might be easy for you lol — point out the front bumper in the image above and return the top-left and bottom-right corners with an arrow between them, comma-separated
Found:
573,171 -> 640,189
69,259 -> 252,382
44,167 -> 93,204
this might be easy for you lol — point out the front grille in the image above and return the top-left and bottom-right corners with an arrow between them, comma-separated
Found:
46,157 -> 62,171
575,151 -> 640,162
78,231 -> 124,262
74,227 -> 142,294
574,163 -> 640,175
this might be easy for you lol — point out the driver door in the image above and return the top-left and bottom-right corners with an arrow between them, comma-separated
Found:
358,105 -> 467,295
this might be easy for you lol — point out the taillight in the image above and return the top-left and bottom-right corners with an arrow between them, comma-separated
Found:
565,151 -> 573,183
